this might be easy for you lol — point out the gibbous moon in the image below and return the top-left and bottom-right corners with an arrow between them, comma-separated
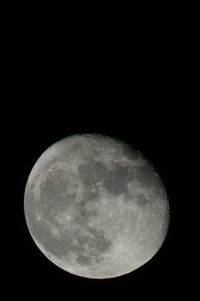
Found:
24,134 -> 170,279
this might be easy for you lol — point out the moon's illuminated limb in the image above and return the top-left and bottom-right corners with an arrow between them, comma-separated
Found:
24,134 -> 170,279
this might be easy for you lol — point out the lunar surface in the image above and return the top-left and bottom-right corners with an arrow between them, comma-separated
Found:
24,134 -> 170,279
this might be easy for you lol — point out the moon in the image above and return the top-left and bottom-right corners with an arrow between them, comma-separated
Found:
24,134 -> 170,279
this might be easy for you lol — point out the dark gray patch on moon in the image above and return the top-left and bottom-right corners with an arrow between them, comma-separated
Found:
72,228 -> 113,266
29,217 -> 68,258
74,228 -> 113,266
40,169 -> 67,199
28,204 -> 112,264
24,193 -> 69,259
74,187 -> 100,225
135,194 -> 148,207
64,192 -> 77,204
87,228 -> 112,253
76,254 -> 92,265
78,159 -> 135,197
83,188 -> 100,201
78,159 -> 107,186
122,144 -> 139,160
135,164 -> 155,186
103,164 -> 134,196
74,205 -> 97,225
39,169 -> 77,218
68,143 -> 83,156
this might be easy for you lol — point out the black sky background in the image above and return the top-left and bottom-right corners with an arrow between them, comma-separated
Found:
3,9 -> 196,300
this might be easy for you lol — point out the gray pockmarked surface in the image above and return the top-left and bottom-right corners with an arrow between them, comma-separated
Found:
24,134 -> 170,279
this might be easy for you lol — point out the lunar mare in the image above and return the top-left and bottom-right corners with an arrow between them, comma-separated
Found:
24,134 -> 170,279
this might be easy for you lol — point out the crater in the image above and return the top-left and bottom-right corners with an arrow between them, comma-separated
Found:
135,194 -> 149,207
